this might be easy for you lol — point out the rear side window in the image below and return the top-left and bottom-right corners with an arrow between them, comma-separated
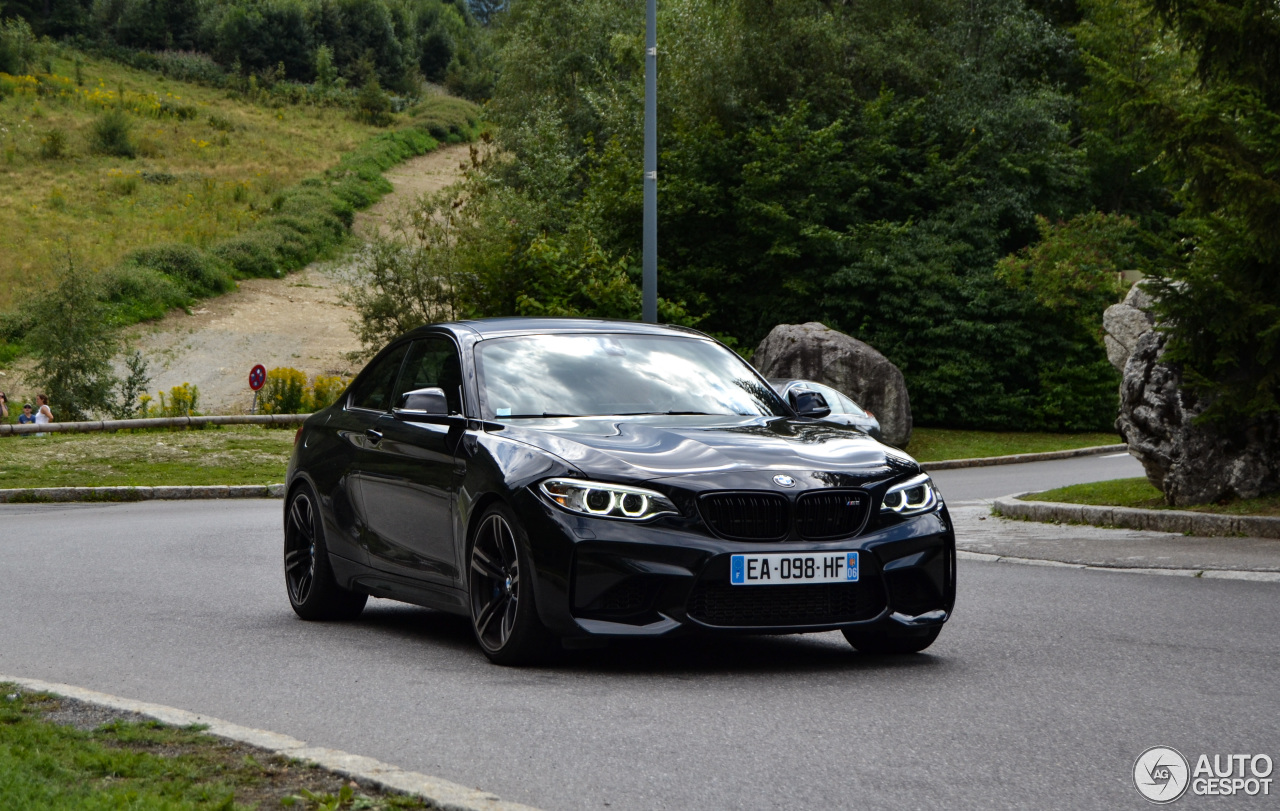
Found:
394,337 -> 465,415
348,343 -> 410,412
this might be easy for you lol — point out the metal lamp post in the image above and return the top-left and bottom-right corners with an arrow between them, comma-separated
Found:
642,0 -> 658,323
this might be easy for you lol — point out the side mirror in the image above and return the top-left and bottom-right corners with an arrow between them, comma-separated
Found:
394,387 -> 449,420
791,390 -> 831,419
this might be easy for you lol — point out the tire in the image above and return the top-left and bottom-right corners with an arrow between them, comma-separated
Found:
467,502 -> 555,665
284,483 -> 367,621
842,626 -> 941,655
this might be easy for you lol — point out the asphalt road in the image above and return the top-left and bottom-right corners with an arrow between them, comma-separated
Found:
929,450 -> 1146,501
3,454 -> 1275,810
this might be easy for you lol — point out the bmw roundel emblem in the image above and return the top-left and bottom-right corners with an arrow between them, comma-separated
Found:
773,474 -> 796,488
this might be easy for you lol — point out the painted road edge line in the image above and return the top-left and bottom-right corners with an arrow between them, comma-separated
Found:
0,675 -> 543,811
956,550 -> 1280,582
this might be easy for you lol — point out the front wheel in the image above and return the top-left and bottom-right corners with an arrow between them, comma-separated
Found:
468,503 -> 554,665
842,626 -> 940,655
284,484 -> 367,621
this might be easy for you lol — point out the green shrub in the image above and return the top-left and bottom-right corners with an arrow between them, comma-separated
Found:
38,128 -> 68,160
155,50 -> 227,85
211,231 -> 281,278
259,368 -> 348,413
207,112 -> 237,132
0,17 -> 36,76
0,339 -> 22,366
100,265 -> 192,322
21,251 -> 120,421
141,382 -> 200,417
260,367 -> 308,414
157,99 -> 199,120
356,78 -> 394,127
90,110 -> 137,158
125,243 -> 235,297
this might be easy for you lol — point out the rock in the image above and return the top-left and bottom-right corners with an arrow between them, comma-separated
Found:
752,322 -> 913,447
1102,282 -> 1157,372
1116,330 -> 1280,506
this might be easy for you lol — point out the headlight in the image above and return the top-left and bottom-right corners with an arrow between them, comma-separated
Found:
881,473 -> 939,516
539,479 -> 678,521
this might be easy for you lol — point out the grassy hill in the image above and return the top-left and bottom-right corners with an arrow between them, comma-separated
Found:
0,47 -> 477,314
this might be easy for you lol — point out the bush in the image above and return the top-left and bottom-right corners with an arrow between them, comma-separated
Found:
155,50 -> 227,85
259,368 -> 347,413
100,264 -> 192,322
125,243 -> 235,297
89,109 -> 137,158
141,382 -> 200,417
210,231 -> 282,278
259,367 -> 308,414
356,78 -> 393,126
21,251 -> 120,421
38,128 -> 68,159
0,17 -> 37,76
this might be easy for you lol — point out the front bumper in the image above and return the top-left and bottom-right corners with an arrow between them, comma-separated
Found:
518,492 -> 956,639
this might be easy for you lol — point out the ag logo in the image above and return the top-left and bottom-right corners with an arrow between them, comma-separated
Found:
1134,746 -> 1190,804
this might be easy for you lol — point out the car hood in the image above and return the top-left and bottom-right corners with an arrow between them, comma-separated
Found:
490,415 -> 918,483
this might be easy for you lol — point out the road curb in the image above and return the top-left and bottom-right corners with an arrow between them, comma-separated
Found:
0,484 -> 287,504
921,444 -> 1127,471
0,675 -> 543,811
956,550 -> 1280,582
992,495 -> 1280,540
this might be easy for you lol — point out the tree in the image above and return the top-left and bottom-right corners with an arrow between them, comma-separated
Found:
1079,0 -> 1280,420
23,251 -> 120,422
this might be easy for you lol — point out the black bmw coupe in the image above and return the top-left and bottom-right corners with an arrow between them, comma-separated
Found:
284,319 -> 955,664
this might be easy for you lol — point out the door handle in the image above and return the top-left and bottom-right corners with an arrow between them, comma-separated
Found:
365,428 -> 384,444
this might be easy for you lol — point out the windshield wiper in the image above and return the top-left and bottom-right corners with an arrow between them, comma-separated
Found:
502,413 -> 580,418
615,410 -> 715,416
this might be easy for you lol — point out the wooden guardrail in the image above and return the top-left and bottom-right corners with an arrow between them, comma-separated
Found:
0,413 -> 311,436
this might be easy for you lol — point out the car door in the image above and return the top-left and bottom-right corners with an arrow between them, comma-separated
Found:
339,341 -> 411,559
359,335 -> 467,586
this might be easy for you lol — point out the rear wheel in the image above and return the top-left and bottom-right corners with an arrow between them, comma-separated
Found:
842,626 -> 940,655
284,484 -> 367,621
468,503 -> 554,665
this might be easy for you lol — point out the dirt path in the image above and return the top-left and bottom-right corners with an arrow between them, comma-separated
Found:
124,143 -> 471,413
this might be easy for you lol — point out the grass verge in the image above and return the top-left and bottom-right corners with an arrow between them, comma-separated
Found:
0,426 -> 291,488
907,428 -> 1120,462
1021,477 -> 1280,517
0,685 -> 426,810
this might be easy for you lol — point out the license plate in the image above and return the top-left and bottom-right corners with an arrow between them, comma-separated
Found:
729,552 -> 859,586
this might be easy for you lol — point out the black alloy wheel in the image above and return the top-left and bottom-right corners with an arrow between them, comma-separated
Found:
468,503 -> 553,665
842,625 -> 941,655
284,484 -> 367,621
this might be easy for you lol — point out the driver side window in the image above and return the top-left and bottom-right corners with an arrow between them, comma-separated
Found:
348,343 -> 410,412
394,337 -> 465,415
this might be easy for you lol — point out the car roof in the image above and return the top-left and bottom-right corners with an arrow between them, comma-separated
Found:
409,317 -> 710,341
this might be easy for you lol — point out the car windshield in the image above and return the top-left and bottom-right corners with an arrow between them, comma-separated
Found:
475,333 -> 790,419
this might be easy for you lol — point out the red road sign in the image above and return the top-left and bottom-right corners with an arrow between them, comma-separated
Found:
249,364 -> 267,391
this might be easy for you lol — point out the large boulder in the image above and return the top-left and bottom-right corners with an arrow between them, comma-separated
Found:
752,322 -> 912,447
1103,282 -> 1157,372
1118,327 -> 1280,506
